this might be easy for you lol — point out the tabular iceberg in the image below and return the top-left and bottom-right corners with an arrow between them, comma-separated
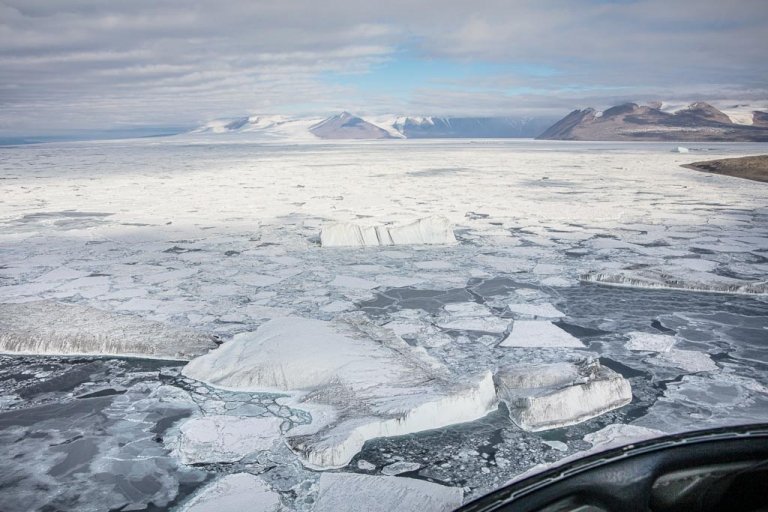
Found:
320,216 -> 457,247
0,300 -> 217,360
495,360 -> 632,431
181,315 -> 497,469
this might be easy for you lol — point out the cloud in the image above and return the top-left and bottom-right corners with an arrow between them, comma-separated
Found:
0,0 -> 766,134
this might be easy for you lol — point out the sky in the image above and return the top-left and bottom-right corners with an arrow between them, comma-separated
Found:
1,0 -> 767,136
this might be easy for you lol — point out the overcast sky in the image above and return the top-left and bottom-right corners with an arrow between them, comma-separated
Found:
1,0 -> 767,135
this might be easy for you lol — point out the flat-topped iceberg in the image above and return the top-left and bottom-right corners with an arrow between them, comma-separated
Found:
313,473 -> 463,512
182,315 -> 497,469
495,360 -> 632,431
320,216 -> 457,247
0,300 -> 217,360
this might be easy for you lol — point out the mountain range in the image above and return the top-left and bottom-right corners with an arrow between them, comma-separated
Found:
537,102 -> 768,142
193,102 -> 768,142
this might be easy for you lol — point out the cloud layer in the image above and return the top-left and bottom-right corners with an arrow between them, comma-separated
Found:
1,0 -> 766,134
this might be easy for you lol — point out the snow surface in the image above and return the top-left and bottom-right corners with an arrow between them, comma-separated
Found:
181,473 -> 282,512
495,361 -> 632,431
320,216 -> 457,247
499,320 -> 584,348
182,316 -> 498,468
0,300 -> 217,360
313,473 -> 463,512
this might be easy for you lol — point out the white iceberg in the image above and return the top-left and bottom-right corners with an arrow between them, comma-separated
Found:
182,316 -> 497,469
581,269 -> 768,295
0,300 -> 217,360
320,216 -> 457,247
173,416 -> 284,464
495,360 -> 632,431
181,473 -> 282,512
499,320 -> 584,348
313,473 -> 463,512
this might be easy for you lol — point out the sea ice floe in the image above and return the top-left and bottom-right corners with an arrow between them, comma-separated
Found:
436,302 -> 509,333
313,473 -> 463,512
381,461 -> 422,475
584,423 -> 666,448
182,315 -> 497,469
499,320 -> 584,348
626,331 -> 717,372
507,303 -> 565,319
320,216 -> 457,247
495,360 -> 632,431
173,415 -> 284,464
626,331 -> 676,352
181,473 -> 282,512
0,300 -> 217,360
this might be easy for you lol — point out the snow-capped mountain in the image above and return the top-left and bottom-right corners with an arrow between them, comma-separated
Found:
538,102 -> 768,142
309,112 -> 393,139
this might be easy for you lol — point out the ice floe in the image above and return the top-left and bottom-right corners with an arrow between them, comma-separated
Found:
499,320 -> 584,348
181,473 -> 282,512
173,415 -> 284,464
0,300 -> 217,360
626,331 -> 717,372
320,216 -> 456,247
436,302 -> 510,333
313,473 -> 463,512
507,303 -> 565,318
583,423 -> 666,449
495,360 -> 632,431
182,316 -> 497,468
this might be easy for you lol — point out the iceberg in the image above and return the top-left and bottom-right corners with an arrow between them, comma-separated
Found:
581,269 -> 768,295
182,316 -> 497,469
499,320 -> 584,348
0,300 -> 217,360
320,216 -> 457,247
173,416 -> 284,464
313,473 -> 463,512
181,473 -> 282,512
495,360 -> 632,431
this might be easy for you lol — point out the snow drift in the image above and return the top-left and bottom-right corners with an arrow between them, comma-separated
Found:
320,216 -> 457,247
182,315 -> 497,469
0,300 -> 217,360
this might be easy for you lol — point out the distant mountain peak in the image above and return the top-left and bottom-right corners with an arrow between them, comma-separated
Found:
309,112 -> 393,140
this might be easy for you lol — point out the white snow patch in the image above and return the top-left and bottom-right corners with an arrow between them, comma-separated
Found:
499,320 -> 584,348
